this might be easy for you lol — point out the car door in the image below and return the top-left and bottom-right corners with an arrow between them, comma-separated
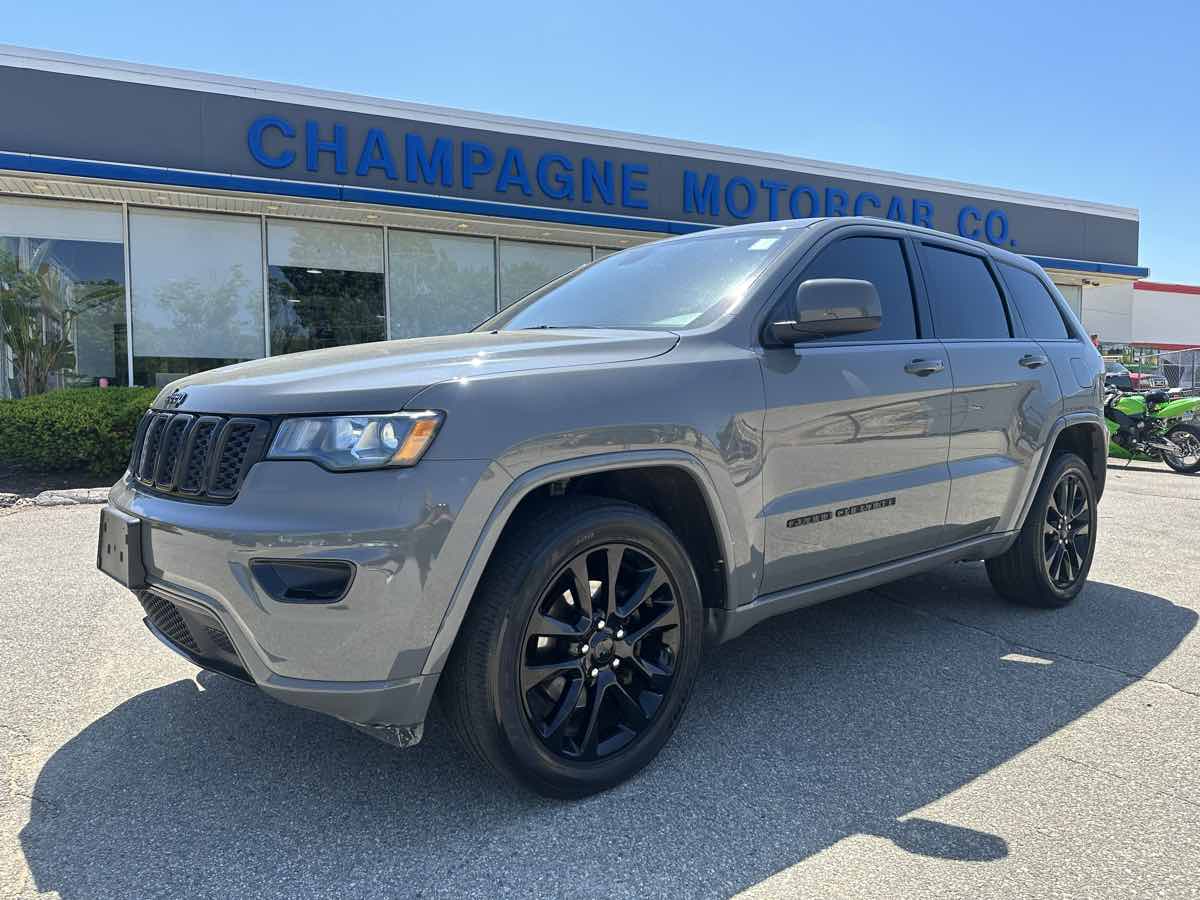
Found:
915,240 -> 1064,543
758,227 -> 953,594
998,260 -> 1100,421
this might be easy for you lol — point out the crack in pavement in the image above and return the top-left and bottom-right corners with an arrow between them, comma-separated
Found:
1053,753 -> 1200,812
870,589 -> 1200,702
0,790 -> 55,811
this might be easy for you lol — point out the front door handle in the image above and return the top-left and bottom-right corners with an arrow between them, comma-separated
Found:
904,358 -> 945,377
1020,353 -> 1049,369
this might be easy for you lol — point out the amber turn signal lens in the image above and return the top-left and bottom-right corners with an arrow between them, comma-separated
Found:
391,414 -> 443,466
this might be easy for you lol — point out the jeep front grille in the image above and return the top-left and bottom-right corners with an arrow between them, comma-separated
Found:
129,411 -> 270,502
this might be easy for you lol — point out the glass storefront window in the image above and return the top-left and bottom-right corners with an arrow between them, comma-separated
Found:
0,198 -> 127,398
4,196 -> 647,395
389,230 -> 496,339
129,208 -> 265,387
267,220 -> 385,355
499,240 -> 591,308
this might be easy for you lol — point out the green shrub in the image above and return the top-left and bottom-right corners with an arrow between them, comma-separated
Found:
0,387 -> 158,476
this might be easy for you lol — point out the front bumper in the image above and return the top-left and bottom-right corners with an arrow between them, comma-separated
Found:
133,584 -> 437,736
108,456 -> 509,732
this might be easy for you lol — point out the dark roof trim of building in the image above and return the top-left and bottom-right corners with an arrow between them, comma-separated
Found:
1026,255 -> 1150,279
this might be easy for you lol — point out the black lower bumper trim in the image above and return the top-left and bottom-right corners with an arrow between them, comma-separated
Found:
139,591 -> 254,684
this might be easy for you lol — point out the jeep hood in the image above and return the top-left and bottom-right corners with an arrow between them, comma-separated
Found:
153,328 -> 679,416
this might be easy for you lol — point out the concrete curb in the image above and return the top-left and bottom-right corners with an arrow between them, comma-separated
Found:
32,487 -> 111,507
0,486 -> 111,515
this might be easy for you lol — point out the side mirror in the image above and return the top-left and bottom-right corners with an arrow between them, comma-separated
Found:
768,278 -> 883,344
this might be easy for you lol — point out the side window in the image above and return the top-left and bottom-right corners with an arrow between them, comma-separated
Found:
999,262 -> 1072,340
921,244 -> 1011,339
790,236 -> 918,342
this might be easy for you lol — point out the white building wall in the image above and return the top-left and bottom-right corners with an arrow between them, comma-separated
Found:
1080,282 -> 1134,344
1072,282 -> 1200,348
1131,286 -> 1200,346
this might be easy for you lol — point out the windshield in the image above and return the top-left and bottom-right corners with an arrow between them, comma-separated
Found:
1105,362 -> 1129,374
481,229 -> 801,332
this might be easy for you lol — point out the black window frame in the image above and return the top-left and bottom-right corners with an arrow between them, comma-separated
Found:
914,240 -> 1016,341
758,225 -> 929,348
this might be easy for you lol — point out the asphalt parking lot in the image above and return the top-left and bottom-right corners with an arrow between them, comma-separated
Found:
2,462 -> 1199,899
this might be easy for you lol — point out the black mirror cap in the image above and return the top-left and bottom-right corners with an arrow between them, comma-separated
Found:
767,278 -> 883,345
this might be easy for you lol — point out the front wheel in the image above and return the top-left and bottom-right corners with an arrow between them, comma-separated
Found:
1163,424 -> 1200,473
440,496 -> 703,798
986,452 -> 1098,608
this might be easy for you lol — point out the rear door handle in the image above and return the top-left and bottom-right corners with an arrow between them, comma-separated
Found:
1019,353 -> 1049,369
904,358 -> 945,377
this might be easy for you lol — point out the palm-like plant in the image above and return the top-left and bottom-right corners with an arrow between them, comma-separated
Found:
1,246 -> 122,396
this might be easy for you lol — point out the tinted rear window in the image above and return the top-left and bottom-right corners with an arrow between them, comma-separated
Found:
999,263 -> 1072,340
921,245 -> 1010,339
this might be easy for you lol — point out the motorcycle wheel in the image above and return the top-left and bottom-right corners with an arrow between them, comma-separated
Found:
1163,424 -> 1200,473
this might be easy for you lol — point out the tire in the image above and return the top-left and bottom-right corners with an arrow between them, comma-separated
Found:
986,452 -> 1098,608
440,495 -> 704,798
1162,424 -> 1200,473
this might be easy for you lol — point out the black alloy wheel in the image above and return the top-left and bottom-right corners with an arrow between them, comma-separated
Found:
986,452 -> 1097,608
1043,471 -> 1091,590
440,496 -> 703,798
520,543 -> 680,762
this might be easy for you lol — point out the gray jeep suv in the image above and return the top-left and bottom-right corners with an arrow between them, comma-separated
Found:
98,217 -> 1107,797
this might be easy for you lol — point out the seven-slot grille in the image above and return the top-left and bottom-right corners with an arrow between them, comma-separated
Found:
130,411 -> 270,501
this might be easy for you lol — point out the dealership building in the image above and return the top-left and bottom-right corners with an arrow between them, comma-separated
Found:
0,45 -> 1178,398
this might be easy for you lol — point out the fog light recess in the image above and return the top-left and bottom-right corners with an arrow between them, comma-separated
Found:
250,560 -> 354,603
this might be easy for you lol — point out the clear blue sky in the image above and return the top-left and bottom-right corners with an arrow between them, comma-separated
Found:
8,0 -> 1198,281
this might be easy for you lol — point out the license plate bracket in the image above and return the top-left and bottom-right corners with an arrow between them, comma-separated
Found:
97,506 -> 146,589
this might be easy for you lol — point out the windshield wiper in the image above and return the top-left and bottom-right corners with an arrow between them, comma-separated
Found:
517,324 -> 605,330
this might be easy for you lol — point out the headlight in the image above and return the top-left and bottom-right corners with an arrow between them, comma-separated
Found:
267,411 -> 444,471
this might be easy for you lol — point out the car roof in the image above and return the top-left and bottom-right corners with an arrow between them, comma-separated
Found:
678,216 -> 1038,271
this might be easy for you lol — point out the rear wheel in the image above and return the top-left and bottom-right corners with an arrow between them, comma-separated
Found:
1163,424 -> 1200,473
986,453 -> 1097,608
440,496 -> 703,798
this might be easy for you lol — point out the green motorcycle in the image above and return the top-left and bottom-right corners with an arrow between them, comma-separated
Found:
1105,386 -> 1200,473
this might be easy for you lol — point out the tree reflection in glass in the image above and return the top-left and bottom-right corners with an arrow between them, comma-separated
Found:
499,240 -> 591,309
388,231 -> 495,340
268,266 -> 386,355
0,237 -> 126,397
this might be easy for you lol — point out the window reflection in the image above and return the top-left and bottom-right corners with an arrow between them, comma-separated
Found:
267,219 -> 385,355
389,231 -> 495,339
129,209 -> 264,387
1,198 -> 129,398
499,240 -> 591,308
1,235 -> 127,396
269,267 -> 385,354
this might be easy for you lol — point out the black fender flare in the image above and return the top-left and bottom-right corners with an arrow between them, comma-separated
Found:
420,449 -> 740,675
1009,412 -> 1108,535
